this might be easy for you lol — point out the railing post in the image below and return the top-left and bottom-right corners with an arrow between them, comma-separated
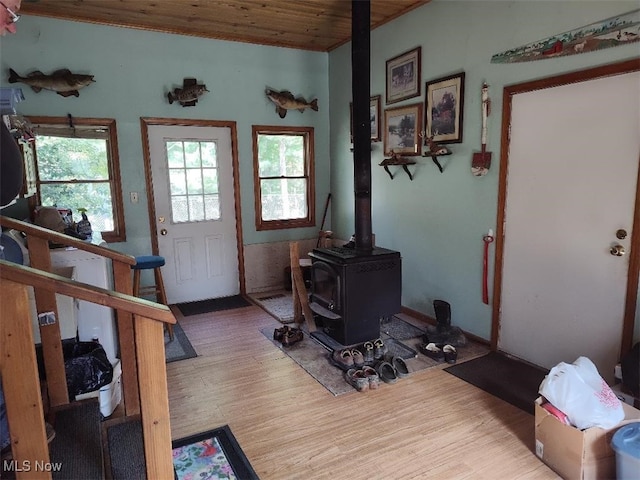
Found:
24,236 -> 69,407
135,315 -> 173,477
112,260 -> 140,415
0,280 -> 52,480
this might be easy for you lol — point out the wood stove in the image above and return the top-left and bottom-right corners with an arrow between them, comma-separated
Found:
309,246 -> 401,345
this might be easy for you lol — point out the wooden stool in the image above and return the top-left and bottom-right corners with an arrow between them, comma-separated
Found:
132,255 -> 172,340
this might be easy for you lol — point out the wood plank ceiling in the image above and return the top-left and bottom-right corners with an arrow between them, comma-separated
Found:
20,0 -> 430,52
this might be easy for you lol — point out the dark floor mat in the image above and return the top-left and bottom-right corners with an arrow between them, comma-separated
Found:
380,316 -> 425,340
444,351 -> 548,415
175,295 -> 251,316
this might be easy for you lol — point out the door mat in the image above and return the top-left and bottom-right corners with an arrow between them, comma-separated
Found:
260,326 -> 490,396
175,295 -> 251,317
107,421 -> 258,480
165,321 -> 197,363
444,351 -> 548,415
248,290 -> 295,324
381,316 -> 426,340
173,425 -> 259,480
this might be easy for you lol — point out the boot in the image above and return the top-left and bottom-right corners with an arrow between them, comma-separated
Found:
433,300 -> 451,333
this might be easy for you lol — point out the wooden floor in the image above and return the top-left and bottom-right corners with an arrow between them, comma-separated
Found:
165,304 -> 560,479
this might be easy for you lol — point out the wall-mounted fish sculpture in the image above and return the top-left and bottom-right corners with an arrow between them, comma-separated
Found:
8,68 -> 95,97
168,78 -> 208,107
266,89 -> 318,118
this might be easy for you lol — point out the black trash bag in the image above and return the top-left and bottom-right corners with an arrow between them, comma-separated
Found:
63,341 -> 113,397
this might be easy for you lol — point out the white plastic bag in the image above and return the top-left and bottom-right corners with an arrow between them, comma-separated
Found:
539,356 -> 624,429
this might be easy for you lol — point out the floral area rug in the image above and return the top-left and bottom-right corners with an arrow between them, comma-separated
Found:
172,425 -> 258,480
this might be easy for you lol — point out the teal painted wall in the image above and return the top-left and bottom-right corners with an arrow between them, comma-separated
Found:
328,0 -> 640,340
0,17 -> 330,257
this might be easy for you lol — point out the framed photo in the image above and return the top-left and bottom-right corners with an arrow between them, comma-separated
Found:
350,95 -> 382,142
385,47 -> 421,104
383,103 -> 423,156
424,72 -> 465,144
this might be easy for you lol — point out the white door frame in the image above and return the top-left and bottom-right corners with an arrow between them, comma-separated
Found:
491,60 -> 640,361
140,117 -> 246,296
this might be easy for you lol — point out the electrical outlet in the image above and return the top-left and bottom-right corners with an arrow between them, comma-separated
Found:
130,192 -> 139,204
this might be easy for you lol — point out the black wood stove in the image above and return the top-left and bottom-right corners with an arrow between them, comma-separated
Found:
307,1 -> 402,347
309,246 -> 401,346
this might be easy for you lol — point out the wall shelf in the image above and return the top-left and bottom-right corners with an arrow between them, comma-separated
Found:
379,157 -> 416,180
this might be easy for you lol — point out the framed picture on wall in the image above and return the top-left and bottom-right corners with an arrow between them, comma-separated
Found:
385,47 -> 421,104
350,95 -> 382,142
383,103 -> 423,156
424,72 -> 465,144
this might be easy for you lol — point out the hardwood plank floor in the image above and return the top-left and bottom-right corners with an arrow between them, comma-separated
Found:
165,305 -> 559,479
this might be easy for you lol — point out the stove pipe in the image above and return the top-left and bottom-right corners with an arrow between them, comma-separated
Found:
351,0 -> 373,253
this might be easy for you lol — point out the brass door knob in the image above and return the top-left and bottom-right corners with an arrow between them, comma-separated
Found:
610,244 -> 625,256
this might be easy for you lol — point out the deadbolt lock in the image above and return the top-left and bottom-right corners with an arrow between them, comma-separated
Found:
610,244 -> 625,256
616,229 -> 628,240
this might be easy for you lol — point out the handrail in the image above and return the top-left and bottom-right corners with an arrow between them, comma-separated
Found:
0,262 -> 175,479
1,215 -> 141,415
0,261 -> 175,324
0,216 -> 136,265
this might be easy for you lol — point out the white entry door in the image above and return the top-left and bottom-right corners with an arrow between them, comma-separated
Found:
148,124 -> 239,304
499,71 -> 639,382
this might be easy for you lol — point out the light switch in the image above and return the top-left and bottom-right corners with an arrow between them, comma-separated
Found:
130,192 -> 139,204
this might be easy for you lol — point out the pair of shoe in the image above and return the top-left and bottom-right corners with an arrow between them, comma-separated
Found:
363,338 -> 387,363
419,342 -> 457,363
330,348 -> 364,371
345,366 -> 380,392
273,325 -> 303,346
375,355 -> 411,384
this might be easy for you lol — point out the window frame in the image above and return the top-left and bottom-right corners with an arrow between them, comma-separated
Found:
252,125 -> 316,231
28,116 -> 126,243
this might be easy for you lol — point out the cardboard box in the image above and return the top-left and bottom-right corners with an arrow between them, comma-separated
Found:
535,396 -> 640,480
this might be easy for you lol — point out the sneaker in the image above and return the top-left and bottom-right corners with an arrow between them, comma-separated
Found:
345,369 -> 369,392
373,338 -> 387,360
330,349 -> 354,371
351,348 -> 365,368
362,341 -> 375,364
362,366 -> 380,389
442,344 -> 457,364
281,328 -> 303,346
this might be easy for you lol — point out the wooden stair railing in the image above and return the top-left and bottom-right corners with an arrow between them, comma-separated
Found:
0,260 -> 176,480
0,216 -> 141,415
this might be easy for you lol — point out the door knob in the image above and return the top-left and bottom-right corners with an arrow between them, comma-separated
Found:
160,228 -> 168,236
610,244 -> 625,256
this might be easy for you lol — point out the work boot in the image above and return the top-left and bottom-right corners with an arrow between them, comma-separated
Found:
434,300 -> 451,333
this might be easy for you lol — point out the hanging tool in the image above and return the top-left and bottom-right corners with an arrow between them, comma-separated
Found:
482,229 -> 494,304
472,83 -> 492,177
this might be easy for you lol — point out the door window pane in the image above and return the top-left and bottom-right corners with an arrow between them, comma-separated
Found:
166,140 -> 220,223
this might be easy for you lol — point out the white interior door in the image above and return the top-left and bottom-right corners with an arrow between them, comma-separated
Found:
148,125 -> 239,304
499,71 -> 639,382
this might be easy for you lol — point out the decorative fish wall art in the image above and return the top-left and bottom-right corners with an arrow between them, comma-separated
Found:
168,78 -> 208,107
8,68 -> 95,97
491,8 -> 640,63
265,88 -> 318,118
